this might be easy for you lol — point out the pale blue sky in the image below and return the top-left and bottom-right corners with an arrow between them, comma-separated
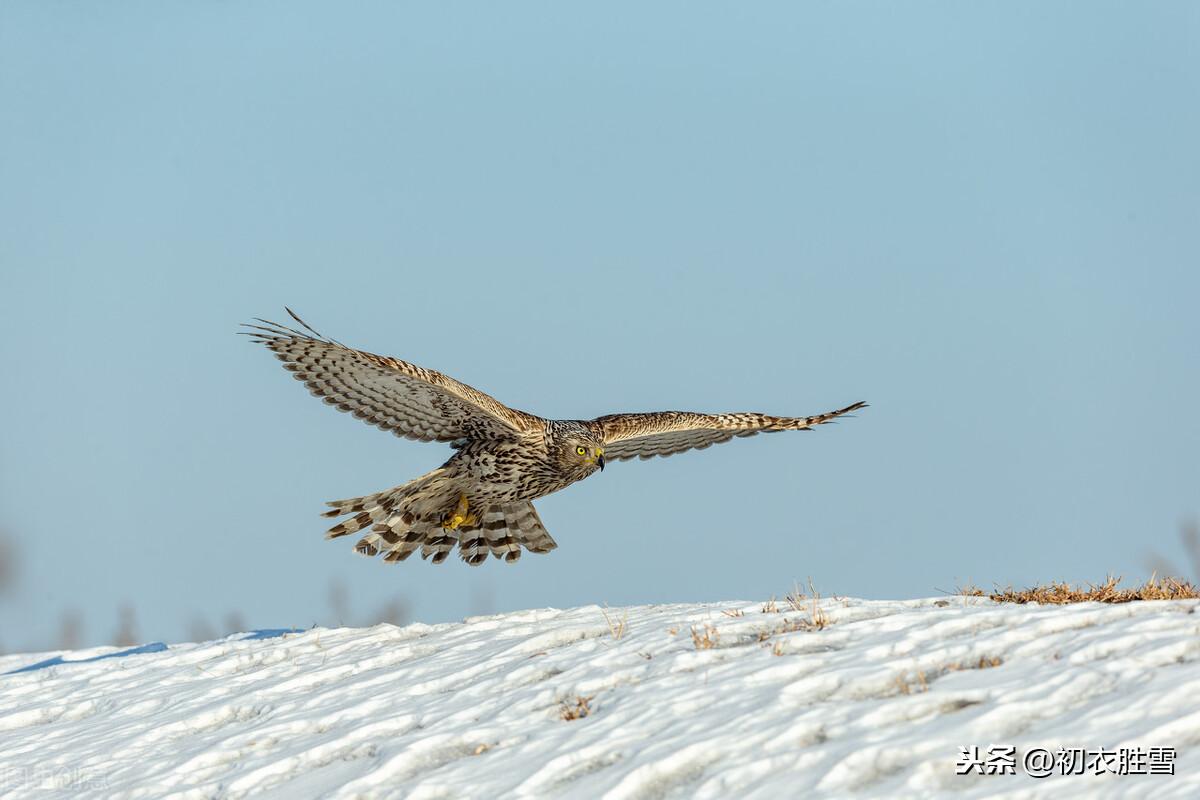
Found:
1,2 -> 1197,649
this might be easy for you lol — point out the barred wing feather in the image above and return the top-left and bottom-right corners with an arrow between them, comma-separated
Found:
243,310 -> 540,443
595,402 -> 866,461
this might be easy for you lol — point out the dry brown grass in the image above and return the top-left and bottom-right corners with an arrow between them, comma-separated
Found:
690,624 -> 720,650
963,575 -> 1199,605
559,695 -> 593,721
773,620 -> 801,638
785,579 -> 831,630
600,605 -> 628,641
896,656 -> 1001,696
758,607 -> 833,649
947,655 -> 1003,671
754,581 -> 836,651
784,581 -> 807,613
760,614 -> 826,642
808,599 -> 830,632
895,671 -> 929,695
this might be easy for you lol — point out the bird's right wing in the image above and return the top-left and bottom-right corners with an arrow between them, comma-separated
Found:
242,310 -> 541,443
593,402 -> 866,461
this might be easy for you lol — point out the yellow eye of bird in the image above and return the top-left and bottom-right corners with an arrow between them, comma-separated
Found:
576,446 -> 587,456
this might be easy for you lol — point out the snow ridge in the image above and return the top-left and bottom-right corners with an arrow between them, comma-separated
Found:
1,597 -> 1198,798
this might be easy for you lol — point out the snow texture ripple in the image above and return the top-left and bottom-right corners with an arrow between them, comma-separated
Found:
1,597 -> 1198,798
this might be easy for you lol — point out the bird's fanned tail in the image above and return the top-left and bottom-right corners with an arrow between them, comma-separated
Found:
324,472 -> 558,567
457,502 -> 557,565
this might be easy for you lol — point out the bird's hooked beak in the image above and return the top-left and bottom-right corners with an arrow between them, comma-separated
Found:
597,453 -> 605,471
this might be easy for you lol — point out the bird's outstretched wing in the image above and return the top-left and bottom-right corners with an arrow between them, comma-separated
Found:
242,309 -> 541,443
593,402 -> 867,461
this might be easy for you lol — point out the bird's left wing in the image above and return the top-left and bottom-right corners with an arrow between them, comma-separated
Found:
593,402 -> 866,462
242,310 -> 541,443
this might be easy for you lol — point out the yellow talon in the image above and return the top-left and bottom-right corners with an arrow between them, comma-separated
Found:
443,494 -> 475,530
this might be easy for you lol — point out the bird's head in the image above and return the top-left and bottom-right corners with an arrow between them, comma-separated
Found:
552,423 -> 606,476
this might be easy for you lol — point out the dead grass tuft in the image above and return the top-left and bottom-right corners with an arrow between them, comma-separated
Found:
784,583 -> 806,613
896,657 -> 1001,696
721,608 -> 745,618
986,574 -> 1199,605
600,605 -> 628,641
809,597 -> 830,632
755,581 -> 835,650
895,671 -> 930,695
559,695 -> 593,721
690,624 -> 720,650
946,655 -> 1003,671
785,579 -> 831,629
761,596 -> 778,614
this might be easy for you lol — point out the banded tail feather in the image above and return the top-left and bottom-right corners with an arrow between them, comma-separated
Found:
322,468 -> 559,567
349,500 -> 557,567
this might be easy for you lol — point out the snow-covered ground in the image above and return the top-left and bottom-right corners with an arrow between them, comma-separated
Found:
2,596 -> 1198,799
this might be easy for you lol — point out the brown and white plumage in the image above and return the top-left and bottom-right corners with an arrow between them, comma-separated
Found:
241,313 -> 539,443
244,309 -> 866,567
595,408 -> 867,461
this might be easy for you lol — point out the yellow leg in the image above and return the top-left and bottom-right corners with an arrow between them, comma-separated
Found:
442,494 -> 477,530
